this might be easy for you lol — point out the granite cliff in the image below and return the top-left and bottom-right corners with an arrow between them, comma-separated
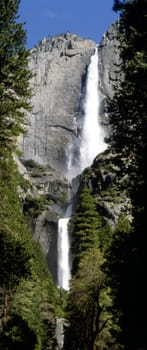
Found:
19,24 -> 121,172
19,33 -> 95,173
18,23 -> 128,283
99,21 -> 122,99
19,33 -> 96,281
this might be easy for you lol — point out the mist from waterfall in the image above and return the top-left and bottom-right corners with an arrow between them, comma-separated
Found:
57,47 -> 107,291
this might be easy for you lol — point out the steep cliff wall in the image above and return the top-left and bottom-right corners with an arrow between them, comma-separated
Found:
19,25 -> 121,174
19,33 -> 95,174
99,21 -> 122,99
18,25 -> 127,282
18,33 -> 96,281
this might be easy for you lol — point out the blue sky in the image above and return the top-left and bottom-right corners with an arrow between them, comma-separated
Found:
19,0 -> 118,48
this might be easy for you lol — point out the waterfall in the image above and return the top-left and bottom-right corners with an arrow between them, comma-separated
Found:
79,46 -> 107,171
67,46 -> 107,180
57,205 -> 72,291
57,47 -> 107,291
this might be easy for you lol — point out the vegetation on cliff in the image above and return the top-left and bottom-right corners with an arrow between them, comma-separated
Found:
65,183 -> 116,350
105,0 -> 147,349
1,0 -> 146,349
0,1 -> 58,349
65,0 -> 147,349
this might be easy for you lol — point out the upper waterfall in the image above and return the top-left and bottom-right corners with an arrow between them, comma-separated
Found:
67,47 -> 107,180
79,47 -> 107,171
57,48 -> 107,291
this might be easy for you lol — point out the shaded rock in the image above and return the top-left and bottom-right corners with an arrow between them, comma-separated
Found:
34,209 -> 58,282
20,159 -> 71,282
99,21 -> 123,100
80,149 -> 132,228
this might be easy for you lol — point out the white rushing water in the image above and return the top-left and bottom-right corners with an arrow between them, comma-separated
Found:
57,205 -> 72,291
57,47 -> 107,291
67,46 -> 107,180
79,46 -> 107,171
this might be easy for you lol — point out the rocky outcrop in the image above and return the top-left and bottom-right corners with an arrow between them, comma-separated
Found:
79,149 -> 132,228
98,21 -> 122,99
19,158 -> 72,282
19,33 -> 95,174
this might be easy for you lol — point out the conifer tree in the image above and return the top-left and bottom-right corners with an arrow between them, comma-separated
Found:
65,182 -> 114,349
108,0 -> 147,159
0,2 -> 58,348
105,1 -> 147,349
71,183 -> 104,273
0,0 -> 32,152
65,248 -> 115,350
105,216 -> 133,349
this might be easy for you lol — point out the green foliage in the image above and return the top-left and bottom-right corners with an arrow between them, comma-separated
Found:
108,0 -> 147,159
65,248 -> 115,350
0,128 -> 57,349
105,1 -> 147,348
65,181 -> 115,349
66,2 -> 147,347
0,156 -> 57,348
0,0 -> 32,151
104,216 -> 134,349
0,230 -> 32,288
101,188 -> 120,203
0,315 -> 37,350
22,159 -> 53,177
55,288 -> 68,318
24,194 -> 49,218
18,174 -> 33,192
71,183 -> 104,271
0,1 -> 58,349
9,277 -> 56,349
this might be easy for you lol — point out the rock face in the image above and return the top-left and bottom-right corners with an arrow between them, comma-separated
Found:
18,25 -> 127,283
18,33 -> 97,282
99,21 -> 122,99
19,33 -> 95,174
80,150 -> 132,229
19,158 -> 71,283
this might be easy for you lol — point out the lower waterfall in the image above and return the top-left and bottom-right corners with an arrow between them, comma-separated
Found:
57,46 -> 107,292
57,205 -> 72,291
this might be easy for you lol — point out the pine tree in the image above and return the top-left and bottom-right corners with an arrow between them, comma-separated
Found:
0,0 -> 32,152
71,183 -> 104,273
105,1 -> 147,349
65,248 -> 114,350
108,0 -> 147,158
104,216 -> 133,349
64,181 -> 115,349
0,2 -> 58,348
